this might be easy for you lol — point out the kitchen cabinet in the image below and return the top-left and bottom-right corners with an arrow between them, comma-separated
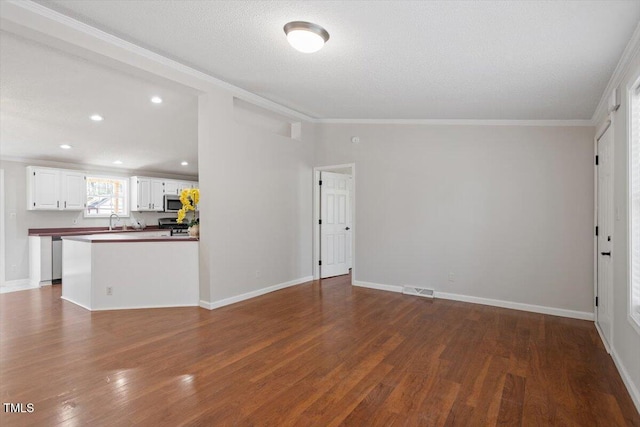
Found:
165,180 -> 198,195
27,166 -> 86,211
131,176 -> 165,211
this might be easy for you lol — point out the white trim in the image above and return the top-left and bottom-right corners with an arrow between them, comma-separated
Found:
60,296 -> 199,311
592,22 -> 640,125
316,119 -> 594,126
596,119 -> 612,142
611,347 -> 640,414
627,71 -> 640,337
0,169 -> 4,286
353,281 -> 403,293
1,0 -> 315,122
0,1 -> 608,127
594,322 -> 612,354
353,281 -> 594,320
199,276 -> 313,310
59,296 -> 92,310
0,279 -> 39,294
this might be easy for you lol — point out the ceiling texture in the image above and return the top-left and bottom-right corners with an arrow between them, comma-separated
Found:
1,1 -> 640,174
0,31 -> 199,175
32,0 -> 640,120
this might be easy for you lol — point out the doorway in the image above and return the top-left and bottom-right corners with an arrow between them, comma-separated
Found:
313,164 -> 355,282
596,120 -> 614,350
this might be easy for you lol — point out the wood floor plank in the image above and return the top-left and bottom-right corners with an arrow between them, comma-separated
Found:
1,276 -> 639,426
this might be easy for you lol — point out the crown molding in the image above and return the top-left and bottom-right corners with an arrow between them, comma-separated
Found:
1,0 -> 315,123
592,21 -> 640,126
317,118 -> 594,127
0,1 -> 612,128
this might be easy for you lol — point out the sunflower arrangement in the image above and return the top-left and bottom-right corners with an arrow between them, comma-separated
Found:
176,188 -> 200,226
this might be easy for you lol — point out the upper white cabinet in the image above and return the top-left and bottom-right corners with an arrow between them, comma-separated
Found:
131,176 -> 165,211
27,166 -> 86,211
164,180 -> 199,195
61,170 -> 86,210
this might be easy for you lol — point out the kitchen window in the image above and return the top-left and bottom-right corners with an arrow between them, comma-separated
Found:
630,75 -> 640,332
85,176 -> 128,217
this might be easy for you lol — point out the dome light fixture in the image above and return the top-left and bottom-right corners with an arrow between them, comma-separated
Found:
283,21 -> 329,53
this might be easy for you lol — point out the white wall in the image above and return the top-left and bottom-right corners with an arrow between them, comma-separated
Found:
198,88 -> 314,305
315,124 -> 595,314
604,47 -> 640,410
0,158 -> 196,282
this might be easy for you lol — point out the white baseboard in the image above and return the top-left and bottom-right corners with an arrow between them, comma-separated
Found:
0,279 -> 38,293
60,296 -> 92,311
594,322 -> 612,354
353,281 -> 594,321
200,276 -> 313,310
611,347 -> 640,414
353,281 -> 403,293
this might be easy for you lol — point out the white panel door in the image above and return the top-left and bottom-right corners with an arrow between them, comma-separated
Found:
61,171 -> 86,210
597,125 -> 614,348
321,172 -> 350,278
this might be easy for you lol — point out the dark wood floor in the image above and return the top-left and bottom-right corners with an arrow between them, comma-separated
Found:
1,276 -> 638,426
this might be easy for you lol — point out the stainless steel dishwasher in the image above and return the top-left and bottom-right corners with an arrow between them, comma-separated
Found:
52,236 -> 62,283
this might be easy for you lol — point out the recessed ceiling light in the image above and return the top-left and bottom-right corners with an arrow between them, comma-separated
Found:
151,96 -> 163,104
284,21 -> 330,53
113,160 -> 123,165
90,114 -> 104,121
59,144 -> 72,150
181,161 -> 189,166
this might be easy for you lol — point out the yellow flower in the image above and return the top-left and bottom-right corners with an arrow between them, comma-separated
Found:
176,208 -> 186,223
176,188 -> 199,225
179,189 -> 190,205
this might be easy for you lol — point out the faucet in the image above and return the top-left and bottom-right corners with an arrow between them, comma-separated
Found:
109,213 -> 121,231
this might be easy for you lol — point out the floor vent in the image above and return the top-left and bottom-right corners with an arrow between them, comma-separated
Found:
402,286 -> 435,298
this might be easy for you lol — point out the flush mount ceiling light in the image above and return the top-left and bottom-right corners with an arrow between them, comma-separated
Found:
283,21 -> 329,53
90,114 -> 104,121
59,144 -> 72,150
181,161 -> 189,166
151,96 -> 163,104
113,160 -> 123,165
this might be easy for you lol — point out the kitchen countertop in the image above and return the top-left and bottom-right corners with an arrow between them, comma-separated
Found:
62,234 -> 197,243
29,226 -> 165,237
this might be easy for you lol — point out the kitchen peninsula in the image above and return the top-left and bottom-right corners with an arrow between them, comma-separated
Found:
62,233 -> 199,311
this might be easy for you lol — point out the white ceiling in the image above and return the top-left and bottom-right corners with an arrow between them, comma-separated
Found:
2,1 -> 640,173
32,0 -> 640,120
0,31 -> 198,176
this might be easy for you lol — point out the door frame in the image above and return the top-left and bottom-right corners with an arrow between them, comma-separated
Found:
0,169 -> 4,286
594,116 -> 614,353
313,163 -> 355,283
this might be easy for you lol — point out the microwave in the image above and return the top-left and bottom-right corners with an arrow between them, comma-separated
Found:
163,195 -> 182,212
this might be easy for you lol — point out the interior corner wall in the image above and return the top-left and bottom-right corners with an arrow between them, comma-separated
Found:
197,89 -> 314,304
606,47 -> 640,410
315,123 -> 595,314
